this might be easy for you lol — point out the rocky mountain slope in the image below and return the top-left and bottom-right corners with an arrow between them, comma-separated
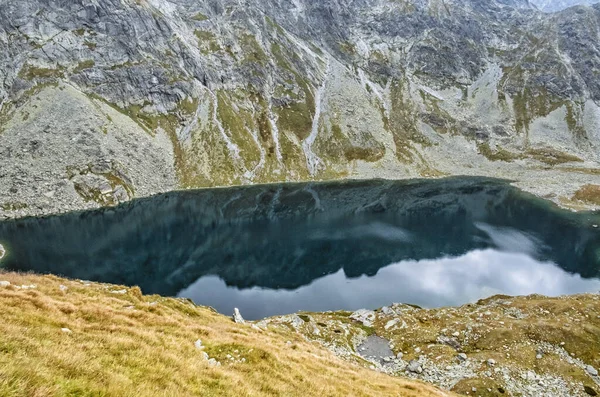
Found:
530,0 -> 600,12
1,0 -> 600,217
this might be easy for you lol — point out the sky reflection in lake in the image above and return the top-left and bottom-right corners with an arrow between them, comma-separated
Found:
179,249 -> 600,320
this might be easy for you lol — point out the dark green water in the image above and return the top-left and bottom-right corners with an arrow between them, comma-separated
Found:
0,177 -> 599,319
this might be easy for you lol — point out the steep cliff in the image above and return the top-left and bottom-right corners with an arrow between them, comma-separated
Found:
1,0 -> 599,217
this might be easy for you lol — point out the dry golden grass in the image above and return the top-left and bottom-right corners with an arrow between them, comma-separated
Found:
573,184 -> 600,206
0,272 -> 450,397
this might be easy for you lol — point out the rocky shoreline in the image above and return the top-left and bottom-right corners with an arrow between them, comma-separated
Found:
1,167 -> 600,222
262,294 -> 600,397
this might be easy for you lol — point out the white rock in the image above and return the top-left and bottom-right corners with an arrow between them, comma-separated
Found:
487,359 -> 496,366
207,358 -> 221,367
385,319 -> 399,330
61,328 -> 72,334
350,309 -> 376,327
406,360 -> 422,373
458,353 -> 468,361
110,289 -> 127,294
194,339 -> 204,350
452,331 -> 460,337
0,244 -> 5,260
59,285 -> 68,292
586,365 -> 598,376
381,306 -> 394,316
233,308 -> 245,324
0,281 -> 10,287
201,352 -> 209,361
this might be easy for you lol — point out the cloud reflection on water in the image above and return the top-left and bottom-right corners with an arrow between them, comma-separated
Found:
179,249 -> 600,320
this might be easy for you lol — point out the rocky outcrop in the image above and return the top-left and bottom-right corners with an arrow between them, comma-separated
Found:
267,293 -> 600,396
1,0 -> 600,218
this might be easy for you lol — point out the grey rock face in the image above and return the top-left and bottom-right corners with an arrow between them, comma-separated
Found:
530,0 -> 600,12
1,0 -> 600,218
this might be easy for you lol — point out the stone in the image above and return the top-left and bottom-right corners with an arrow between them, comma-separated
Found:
487,359 -> 496,366
194,339 -> 204,350
385,319 -> 399,330
585,385 -> 598,396
381,306 -> 394,316
396,352 -> 404,359
458,353 -> 468,361
0,244 -> 5,260
110,289 -> 127,294
59,285 -> 68,292
437,335 -> 461,350
0,281 -> 10,287
586,365 -> 598,377
350,309 -> 376,327
406,360 -> 422,374
207,358 -> 221,367
113,185 -> 129,203
287,314 -> 304,329
61,328 -> 72,334
452,332 -> 460,337
233,308 -> 245,324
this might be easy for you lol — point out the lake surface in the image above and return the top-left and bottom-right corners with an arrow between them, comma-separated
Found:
1,177 -> 599,320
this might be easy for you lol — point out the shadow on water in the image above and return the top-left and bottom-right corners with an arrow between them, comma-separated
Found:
0,177 -> 599,318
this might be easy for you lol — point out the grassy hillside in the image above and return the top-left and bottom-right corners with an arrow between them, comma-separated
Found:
0,272 -> 450,397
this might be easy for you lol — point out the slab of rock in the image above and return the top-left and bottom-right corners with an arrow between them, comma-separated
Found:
357,335 -> 394,364
350,309 -> 376,327
233,308 -> 245,324
384,319 -> 399,330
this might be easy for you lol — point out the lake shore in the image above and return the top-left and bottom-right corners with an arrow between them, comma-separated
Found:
1,272 -> 598,396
